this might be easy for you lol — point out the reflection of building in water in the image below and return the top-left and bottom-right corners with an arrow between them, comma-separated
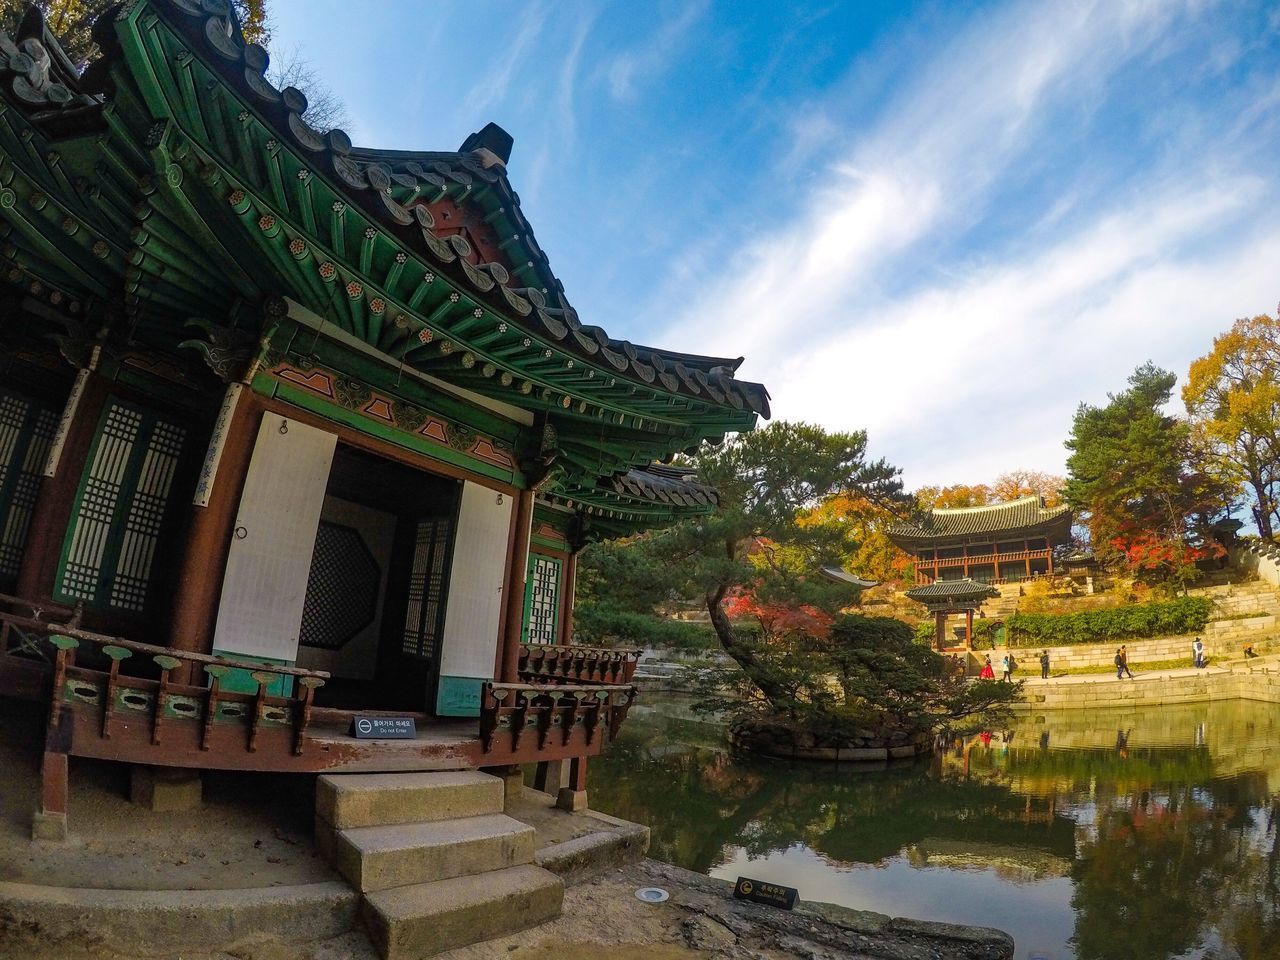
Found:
906,838 -> 1072,882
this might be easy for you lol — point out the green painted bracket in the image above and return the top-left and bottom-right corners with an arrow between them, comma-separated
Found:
153,655 -> 182,671
102,645 -> 133,661
48,635 -> 79,652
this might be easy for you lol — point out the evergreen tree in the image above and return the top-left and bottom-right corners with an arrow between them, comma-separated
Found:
1064,363 -> 1230,587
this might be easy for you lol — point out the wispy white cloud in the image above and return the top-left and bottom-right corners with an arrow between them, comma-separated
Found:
459,2 -> 550,120
604,0 -> 709,101
649,0 -> 1278,486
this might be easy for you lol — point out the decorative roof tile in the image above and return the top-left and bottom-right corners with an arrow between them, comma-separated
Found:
904,578 -> 1000,604
888,496 -> 1072,545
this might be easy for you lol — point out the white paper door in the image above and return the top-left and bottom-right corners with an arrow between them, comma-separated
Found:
435,481 -> 514,714
211,415 -> 337,662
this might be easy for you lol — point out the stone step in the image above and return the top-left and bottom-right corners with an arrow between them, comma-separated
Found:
362,864 -> 563,960
316,771 -> 503,831
335,813 -> 534,892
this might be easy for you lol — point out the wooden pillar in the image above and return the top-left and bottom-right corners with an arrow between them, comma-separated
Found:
33,750 -> 68,840
993,552 -> 1001,582
965,609 -> 974,649
168,387 -> 261,681
1023,539 -> 1031,579
17,372 -> 109,601
499,487 -> 536,683
935,610 -> 946,651
962,544 -> 969,579
558,550 -> 578,646
1046,538 -> 1054,575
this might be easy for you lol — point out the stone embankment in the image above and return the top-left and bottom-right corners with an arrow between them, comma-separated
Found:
974,579 -> 1279,673
1013,655 -> 1280,712
728,716 -> 931,762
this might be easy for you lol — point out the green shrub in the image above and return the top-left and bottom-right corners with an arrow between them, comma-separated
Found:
1005,596 -> 1212,646
573,606 -> 719,652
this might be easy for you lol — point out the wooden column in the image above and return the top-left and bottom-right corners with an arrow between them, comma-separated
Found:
17,373 -> 109,601
962,544 -> 969,579
499,487 -> 536,683
558,550 -> 578,646
168,388 -> 261,681
1046,538 -> 1054,575
965,609 -> 974,649
1023,539 -> 1031,579
935,610 -> 946,651
993,552 -> 1001,582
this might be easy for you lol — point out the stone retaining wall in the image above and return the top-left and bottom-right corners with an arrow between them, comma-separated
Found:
973,620 -> 1276,674
1013,659 -> 1280,712
1233,543 -> 1280,589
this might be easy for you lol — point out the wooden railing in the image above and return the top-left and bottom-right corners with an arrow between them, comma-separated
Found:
517,644 -> 641,686
0,599 -> 330,758
915,549 -> 1051,568
479,681 -> 637,756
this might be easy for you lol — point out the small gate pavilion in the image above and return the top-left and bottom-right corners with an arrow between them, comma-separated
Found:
905,578 -> 999,651
0,1 -> 768,837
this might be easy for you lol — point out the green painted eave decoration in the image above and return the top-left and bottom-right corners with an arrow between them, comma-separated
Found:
106,1 -> 759,441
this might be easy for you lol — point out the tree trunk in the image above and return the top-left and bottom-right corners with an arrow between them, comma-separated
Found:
705,585 -> 790,710
1245,461 -> 1275,540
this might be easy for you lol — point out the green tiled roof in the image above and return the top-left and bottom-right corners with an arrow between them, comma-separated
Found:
888,496 -> 1072,546
904,578 -> 999,604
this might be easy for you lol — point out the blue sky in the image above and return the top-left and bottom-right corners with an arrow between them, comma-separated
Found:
268,1 -> 1280,490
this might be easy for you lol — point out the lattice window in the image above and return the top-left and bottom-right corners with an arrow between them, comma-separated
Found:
56,400 -> 188,613
300,521 -> 381,650
0,389 -> 57,589
402,516 -> 453,660
523,554 -> 561,646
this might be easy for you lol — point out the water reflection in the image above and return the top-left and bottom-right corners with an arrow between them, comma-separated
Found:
591,697 -> 1280,960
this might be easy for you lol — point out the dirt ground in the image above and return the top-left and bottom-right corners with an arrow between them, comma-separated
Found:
0,700 -> 334,889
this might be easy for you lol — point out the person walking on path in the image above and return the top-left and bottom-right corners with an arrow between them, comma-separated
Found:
1193,637 -> 1205,669
1039,649 -> 1050,680
1115,648 -> 1125,680
1118,645 -> 1135,679
1001,652 -> 1014,682
979,656 -> 995,680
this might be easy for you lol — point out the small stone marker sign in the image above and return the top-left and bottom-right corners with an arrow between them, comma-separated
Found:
734,877 -> 797,910
350,716 -> 417,739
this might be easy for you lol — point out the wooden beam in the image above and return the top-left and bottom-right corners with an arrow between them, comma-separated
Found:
499,488 -> 535,683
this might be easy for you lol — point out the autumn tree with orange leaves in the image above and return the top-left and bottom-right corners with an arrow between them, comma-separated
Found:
1183,309 -> 1280,540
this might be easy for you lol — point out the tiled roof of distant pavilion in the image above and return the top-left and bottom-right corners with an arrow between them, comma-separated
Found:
888,496 -> 1072,547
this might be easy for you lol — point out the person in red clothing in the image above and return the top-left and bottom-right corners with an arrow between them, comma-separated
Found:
979,656 -> 995,679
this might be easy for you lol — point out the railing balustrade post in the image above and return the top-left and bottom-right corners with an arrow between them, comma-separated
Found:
99,646 -> 133,741
202,665 -> 228,751
247,671 -> 274,753
294,677 -> 324,756
150,655 -> 182,746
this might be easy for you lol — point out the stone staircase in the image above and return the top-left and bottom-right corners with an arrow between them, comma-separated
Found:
315,771 -> 563,960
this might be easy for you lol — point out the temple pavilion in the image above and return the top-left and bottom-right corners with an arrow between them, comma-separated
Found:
889,495 -> 1072,585
0,0 -> 768,849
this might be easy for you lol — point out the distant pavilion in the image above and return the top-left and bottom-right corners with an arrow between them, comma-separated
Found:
889,496 -> 1072,585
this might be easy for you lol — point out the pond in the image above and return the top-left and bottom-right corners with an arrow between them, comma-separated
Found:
590,694 -> 1280,960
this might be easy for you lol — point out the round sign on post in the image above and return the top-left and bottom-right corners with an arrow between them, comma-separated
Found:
357,718 -> 373,735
